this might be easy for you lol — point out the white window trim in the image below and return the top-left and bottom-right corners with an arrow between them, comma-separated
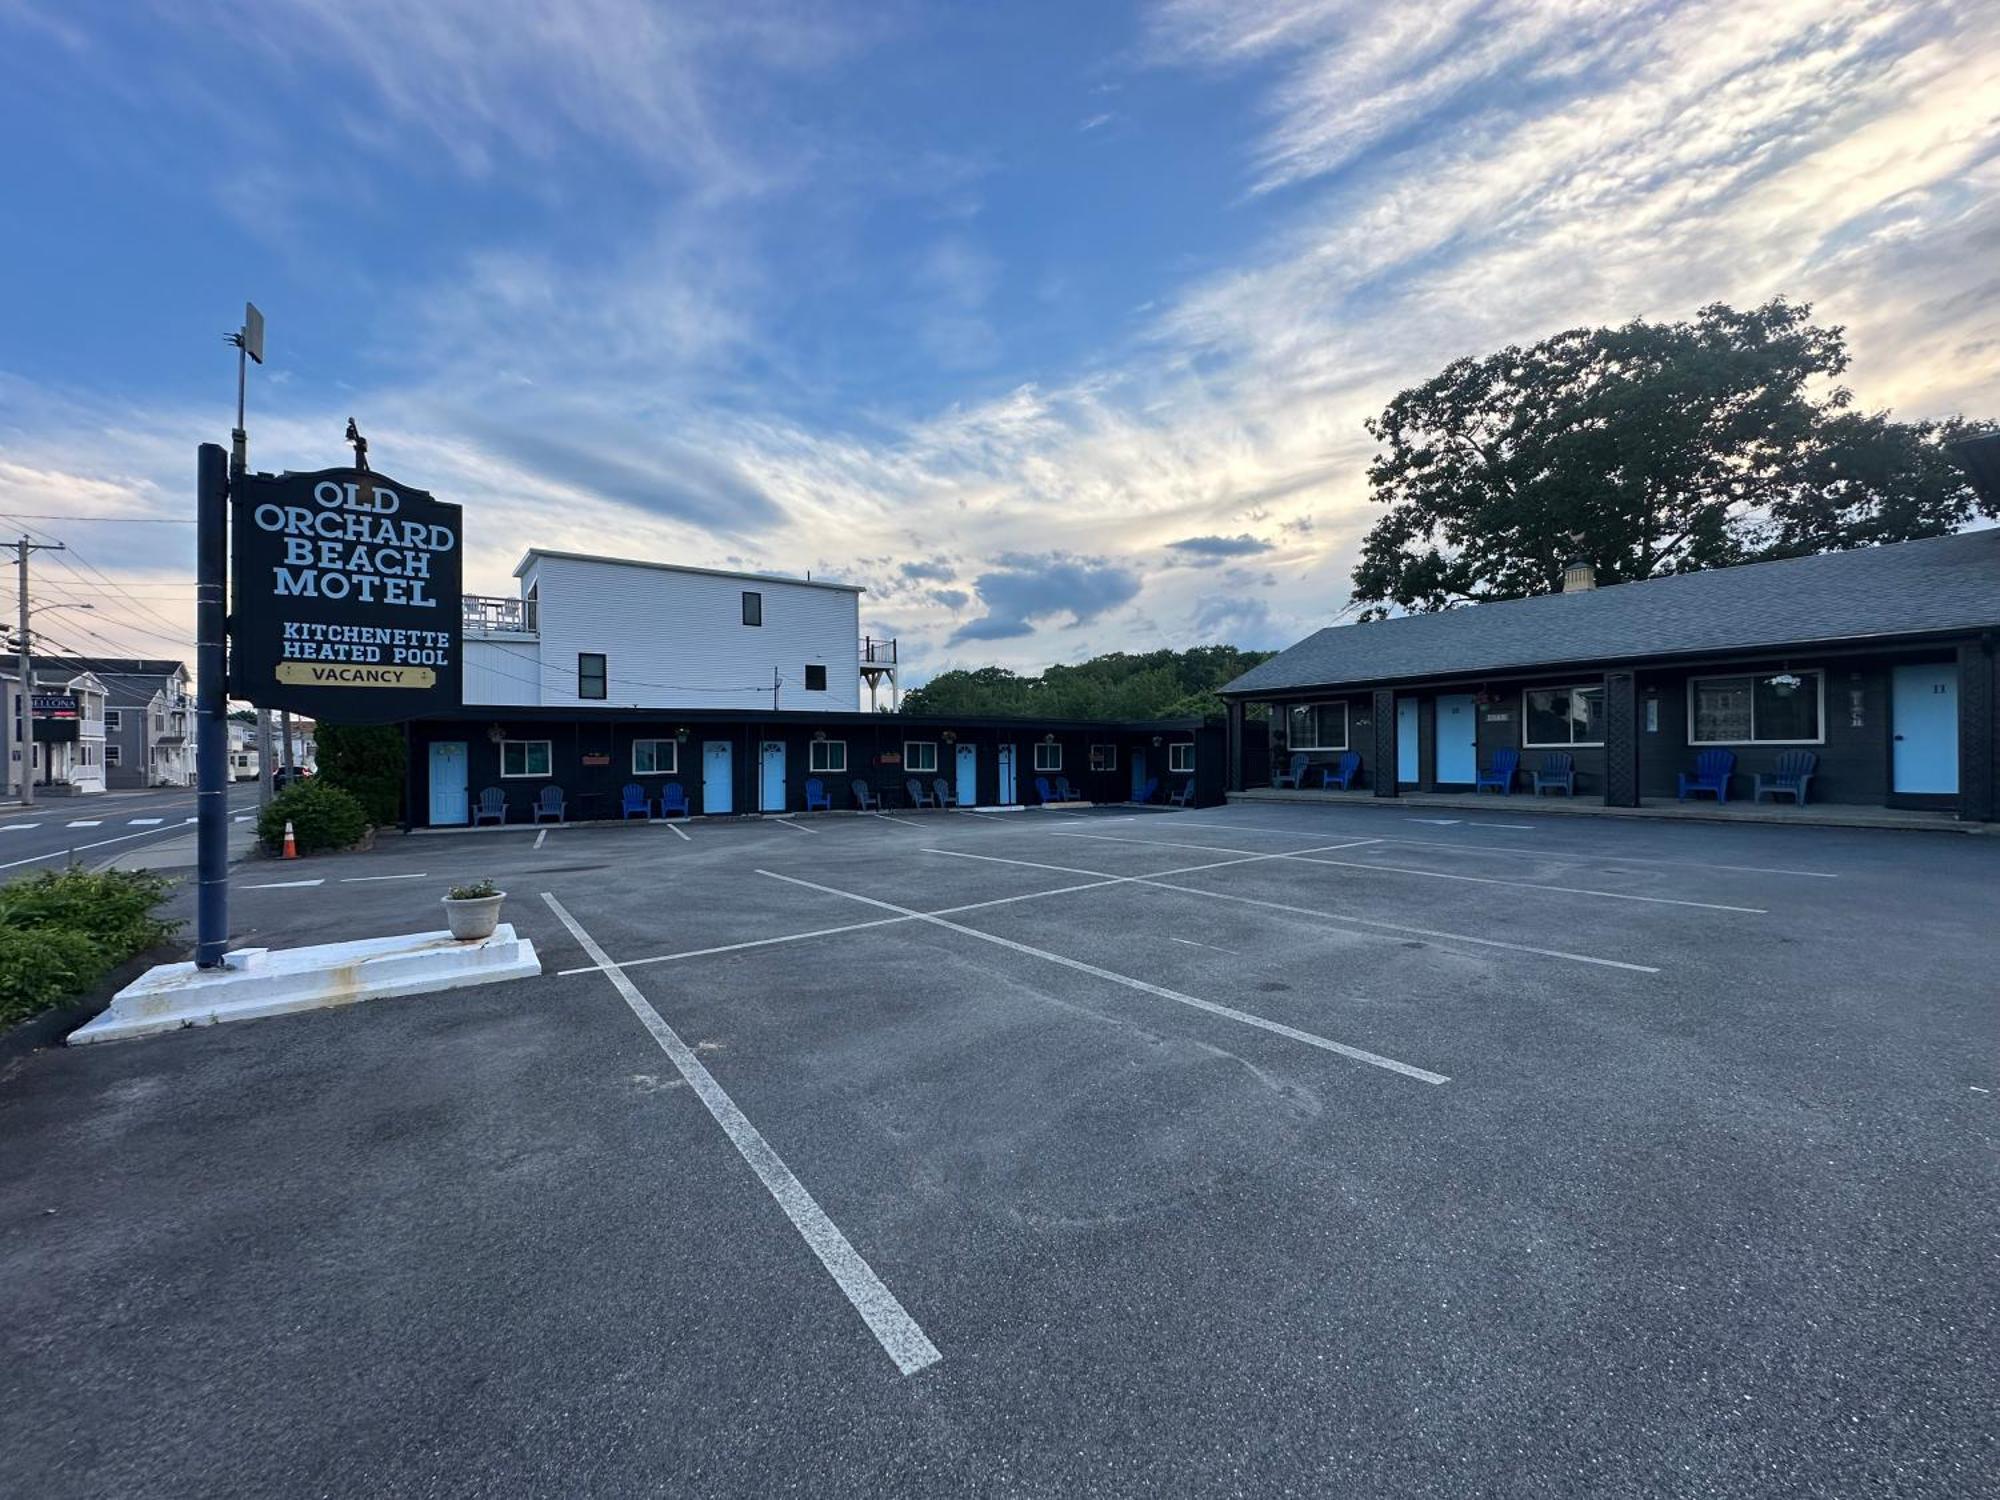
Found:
1034,742 -> 1062,772
1286,702 -> 1348,752
632,738 -> 678,775
809,740 -> 847,774
1169,742 -> 1195,774
1687,670 -> 1827,747
105,743 -> 121,766
1089,743 -> 1117,771
104,709 -> 123,731
903,740 -> 938,774
501,739 -> 554,778
1521,684 -> 1607,748
579,653 -> 608,701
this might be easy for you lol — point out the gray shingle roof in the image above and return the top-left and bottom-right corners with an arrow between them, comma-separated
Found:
1224,528 -> 2000,697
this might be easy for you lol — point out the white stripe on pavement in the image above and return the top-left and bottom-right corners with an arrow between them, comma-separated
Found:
129,817 -> 164,825
666,822 -> 692,841
66,820 -> 103,827
340,873 -> 428,883
245,878 -> 324,889
772,817 -> 817,834
758,868 -> 1451,1086
534,828 -> 548,849
541,893 -> 942,1376
0,823 -> 41,831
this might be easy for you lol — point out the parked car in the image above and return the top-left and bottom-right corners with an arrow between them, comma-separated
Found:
270,764 -> 312,792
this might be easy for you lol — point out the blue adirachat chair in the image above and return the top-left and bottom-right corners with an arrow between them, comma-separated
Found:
906,777 -> 936,809
620,783 -> 650,820
933,777 -> 957,808
1272,752 -> 1310,789
1321,751 -> 1361,790
1169,780 -> 1196,807
658,782 -> 690,818
533,785 -> 566,824
1679,749 -> 1736,803
851,779 -> 880,811
1753,750 -> 1816,804
1476,748 -> 1519,794
1531,752 -> 1575,796
1134,777 -> 1159,804
1034,776 -> 1056,804
474,787 -> 507,826
804,777 -> 832,812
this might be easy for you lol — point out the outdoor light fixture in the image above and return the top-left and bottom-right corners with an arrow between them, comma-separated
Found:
942,730 -> 956,743
486,724 -> 504,744
1770,673 -> 1803,693
813,729 -> 827,741
1152,735 -> 1163,746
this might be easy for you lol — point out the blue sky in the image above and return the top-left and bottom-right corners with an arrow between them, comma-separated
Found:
3,0 -> 1997,680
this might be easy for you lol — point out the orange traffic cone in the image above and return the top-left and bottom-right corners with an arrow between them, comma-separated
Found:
281,820 -> 298,860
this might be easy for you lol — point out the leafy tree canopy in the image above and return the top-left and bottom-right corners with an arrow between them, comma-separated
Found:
1352,299 -> 1997,615
901,646 -> 1273,723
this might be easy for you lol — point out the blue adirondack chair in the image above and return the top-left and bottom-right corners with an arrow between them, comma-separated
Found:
1321,751 -> 1362,790
1034,776 -> 1056,804
657,782 -> 689,818
473,787 -> 507,826
1056,775 -> 1077,801
1169,780 -> 1196,807
620,783 -> 650,820
533,785 -> 566,823
906,777 -> 935,808
1679,748 -> 1736,803
1476,748 -> 1520,794
804,777 -> 831,812
1754,750 -> 1816,805
1134,777 -> 1159,804
1273,752 -> 1310,789
1531,752 -> 1575,796
850,778 -> 880,811
933,777 -> 957,809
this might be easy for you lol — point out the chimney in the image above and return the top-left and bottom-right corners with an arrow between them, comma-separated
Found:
1562,556 -> 1596,593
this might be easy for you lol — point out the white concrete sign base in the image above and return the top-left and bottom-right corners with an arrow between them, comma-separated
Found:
69,924 -> 542,1045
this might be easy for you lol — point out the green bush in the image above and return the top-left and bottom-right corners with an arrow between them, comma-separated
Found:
0,869 -> 182,1027
259,779 -> 369,854
314,722 -> 407,826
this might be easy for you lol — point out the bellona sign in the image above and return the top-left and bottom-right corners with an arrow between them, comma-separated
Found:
230,467 -> 463,721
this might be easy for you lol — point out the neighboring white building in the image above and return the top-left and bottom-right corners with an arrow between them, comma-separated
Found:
463,550 -> 871,712
12,666 -> 108,794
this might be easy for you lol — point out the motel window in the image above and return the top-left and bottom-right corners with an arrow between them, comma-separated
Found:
804,664 -> 827,692
1523,684 -> 1606,747
903,741 -> 938,774
1169,742 -> 1195,774
742,591 -> 763,627
578,652 -> 607,700
1089,743 -> 1117,772
633,739 -> 677,775
105,744 -> 121,767
809,740 -> 847,774
104,709 -> 122,732
1034,742 -> 1062,773
1286,702 -> 1347,751
1689,671 -> 1823,745
501,739 -> 553,778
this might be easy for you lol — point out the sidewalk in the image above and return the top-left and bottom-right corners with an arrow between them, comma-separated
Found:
98,819 -> 262,874
1227,786 -> 1991,834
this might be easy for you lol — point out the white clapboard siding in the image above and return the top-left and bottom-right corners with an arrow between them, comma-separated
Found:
466,552 -> 862,711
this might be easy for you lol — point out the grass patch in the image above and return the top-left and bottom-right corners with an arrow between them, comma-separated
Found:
0,868 -> 182,1028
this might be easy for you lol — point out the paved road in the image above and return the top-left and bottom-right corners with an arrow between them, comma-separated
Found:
0,782 -> 263,883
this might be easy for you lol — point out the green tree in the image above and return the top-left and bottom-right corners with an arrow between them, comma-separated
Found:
901,646 -> 1274,722
313,722 -> 407,826
1352,299 -> 1997,614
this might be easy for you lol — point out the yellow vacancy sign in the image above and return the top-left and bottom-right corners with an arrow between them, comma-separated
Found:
275,661 -> 437,689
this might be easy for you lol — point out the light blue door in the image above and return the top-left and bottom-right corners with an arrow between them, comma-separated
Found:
1130,749 -> 1146,800
1436,694 -> 1478,784
759,740 -> 786,811
1892,664 -> 1958,793
1396,699 -> 1420,784
703,741 -> 733,814
956,743 -> 977,807
998,744 -> 1017,804
428,741 -> 468,825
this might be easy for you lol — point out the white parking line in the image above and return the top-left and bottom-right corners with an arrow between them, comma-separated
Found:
0,823 -> 41,831
0,821 -> 207,874
129,817 -> 164,826
772,818 -> 817,835
759,869 -> 1451,1085
234,814 -> 254,823
541,894 -> 941,1377
1166,818 -> 1840,878
66,820 -> 103,828
534,828 -> 548,849
1052,830 -> 1766,912
870,812 -> 926,830
245,878 -> 324,889
666,822 -> 692,842
340,873 -> 428,883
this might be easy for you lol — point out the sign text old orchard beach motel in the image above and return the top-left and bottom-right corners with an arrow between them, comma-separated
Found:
229,464 -> 462,723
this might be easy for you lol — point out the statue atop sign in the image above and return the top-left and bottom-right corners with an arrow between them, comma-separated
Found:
345,417 -> 371,473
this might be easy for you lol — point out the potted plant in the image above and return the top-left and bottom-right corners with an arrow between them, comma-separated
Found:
442,879 -> 506,941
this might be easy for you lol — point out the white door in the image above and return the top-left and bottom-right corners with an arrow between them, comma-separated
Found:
1436,695 -> 1478,784
956,743 -> 977,807
702,741 -> 733,814
759,741 -> 787,812
1396,699 -> 1419,784
1892,664 -> 1958,794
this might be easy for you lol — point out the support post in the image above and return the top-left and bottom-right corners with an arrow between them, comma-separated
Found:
1225,699 -> 1245,794
1372,689 -> 1398,797
13,538 -> 29,808
196,443 -> 231,967
1603,671 -> 1640,808
1958,638 -> 1996,823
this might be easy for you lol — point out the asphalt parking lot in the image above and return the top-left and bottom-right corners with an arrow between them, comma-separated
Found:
3,802 -> 1995,1498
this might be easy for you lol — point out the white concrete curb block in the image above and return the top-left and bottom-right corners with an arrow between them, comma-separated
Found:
68,925 -> 542,1044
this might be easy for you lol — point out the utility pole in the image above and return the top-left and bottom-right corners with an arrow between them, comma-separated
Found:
13,537 -> 65,808
280,708 -> 294,777
226,303 -> 269,811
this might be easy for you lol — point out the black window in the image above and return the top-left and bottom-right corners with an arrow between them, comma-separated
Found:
578,653 -> 607,700
742,592 -> 763,627
804,664 -> 827,692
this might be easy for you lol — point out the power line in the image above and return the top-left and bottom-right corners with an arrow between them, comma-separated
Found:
0,514 -> 194,523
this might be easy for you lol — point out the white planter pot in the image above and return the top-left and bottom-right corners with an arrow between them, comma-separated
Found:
442,893 -> 506,941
